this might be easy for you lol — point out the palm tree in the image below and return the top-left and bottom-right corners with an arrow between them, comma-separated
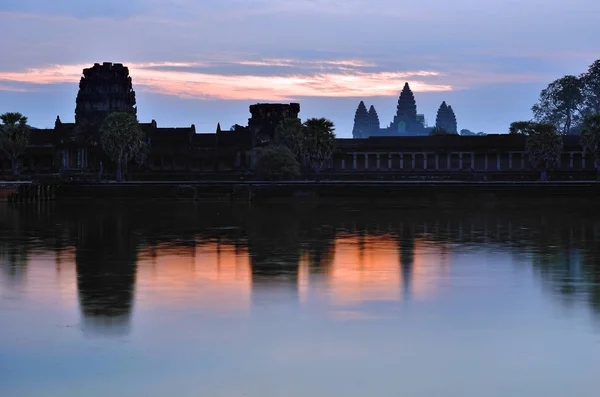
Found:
0,112 -> 31,176
580,113 -> 600,180
100,112 -> 146,182
302,118 -> 336,178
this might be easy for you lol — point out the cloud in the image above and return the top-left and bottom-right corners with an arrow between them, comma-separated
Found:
0,61 -> 451,101
237,59 -> 377,69
0,0 -> 148,18
0,84 -> 38,93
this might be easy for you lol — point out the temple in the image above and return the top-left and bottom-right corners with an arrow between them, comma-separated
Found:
0,63 -> 597,180
352,82 -> 458,137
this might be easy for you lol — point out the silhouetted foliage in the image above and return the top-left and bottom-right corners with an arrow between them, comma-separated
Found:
509,121 -> 534,134
581,60 -> 600,117
532,75 -> 584,135
0,112 -> 30,175
524,123 -> 563,181
580,113 -> 600,179
429,126 -> 454,136
303,117 -> 336,175
275,118 -> 304,158
252,145 -> 300,180
100,112 -> 147,182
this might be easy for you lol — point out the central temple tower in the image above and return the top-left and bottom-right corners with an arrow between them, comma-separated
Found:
390,82 -> 425,135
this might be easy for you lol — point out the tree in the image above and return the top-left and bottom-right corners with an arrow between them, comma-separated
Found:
0,112 -> 31,175
302,118 -> 336,176
274,118 -> 304,158
524,123 -> 563,181
580,113 -> 600,180
581,60 -> 600,117
100,112 -> 146,182
532,75 -> 583,135
252,145 -> 300,180
460,129 -> 475,136
429,127 -> 452,136
509,121 -> 535,134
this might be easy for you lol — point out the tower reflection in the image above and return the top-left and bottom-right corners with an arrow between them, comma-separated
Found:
74,209 -> 138,337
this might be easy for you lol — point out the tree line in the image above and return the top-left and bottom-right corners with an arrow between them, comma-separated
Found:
532,60 -> 600,135
508,59 -> 600,180
253,117 -> 337,180
0,111 -> 147,181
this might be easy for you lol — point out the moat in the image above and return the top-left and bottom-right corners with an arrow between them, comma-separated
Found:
1,201 -> 600,396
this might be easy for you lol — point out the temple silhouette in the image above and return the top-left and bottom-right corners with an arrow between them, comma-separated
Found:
0,62 -> 597,179
352,82 -> 457,137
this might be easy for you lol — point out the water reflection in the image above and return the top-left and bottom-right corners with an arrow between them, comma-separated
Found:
1,201 -> 600,331
74,210 -> 138,336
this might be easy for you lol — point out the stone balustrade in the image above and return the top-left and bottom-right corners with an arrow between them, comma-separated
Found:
338,151 -> 591,172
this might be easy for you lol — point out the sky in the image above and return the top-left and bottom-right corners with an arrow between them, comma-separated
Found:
0,0 -> 599,137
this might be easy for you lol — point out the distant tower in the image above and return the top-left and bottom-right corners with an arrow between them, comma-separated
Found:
352,101 -> 370,138
368,105 -> 380,135
75,62 -> 137,126
393,83 -> 417,134
435,101 -> 458,133
447,105 -> 457,133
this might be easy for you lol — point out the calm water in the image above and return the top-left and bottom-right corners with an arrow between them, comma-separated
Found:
1,201 -> 600,396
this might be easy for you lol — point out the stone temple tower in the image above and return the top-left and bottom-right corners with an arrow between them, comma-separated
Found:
75,62 -> 137,126
392,82 -> 418,134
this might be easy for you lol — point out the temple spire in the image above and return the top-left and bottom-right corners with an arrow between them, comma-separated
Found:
447,105 -> 457,133
352,101 -> 370,138
216,122 -> 222,133
368,105 -> 380,135
392,82 -> 418,134
435,102 -> 458,133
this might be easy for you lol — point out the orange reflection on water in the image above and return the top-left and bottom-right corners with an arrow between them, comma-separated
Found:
327,234 -> 401,305
298,251 -> 311,304
135,241 -> 252,312
0,248 -> 78,308
0,233 -> 449,312
324,234 -> 446,305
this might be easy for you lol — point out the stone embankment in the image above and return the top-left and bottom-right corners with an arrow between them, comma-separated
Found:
41,180 -> 600,207
0,182 -> 57,202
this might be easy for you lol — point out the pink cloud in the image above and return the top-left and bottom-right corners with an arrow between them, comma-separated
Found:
0,84 -> 39,92
0,61 -> 451,100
